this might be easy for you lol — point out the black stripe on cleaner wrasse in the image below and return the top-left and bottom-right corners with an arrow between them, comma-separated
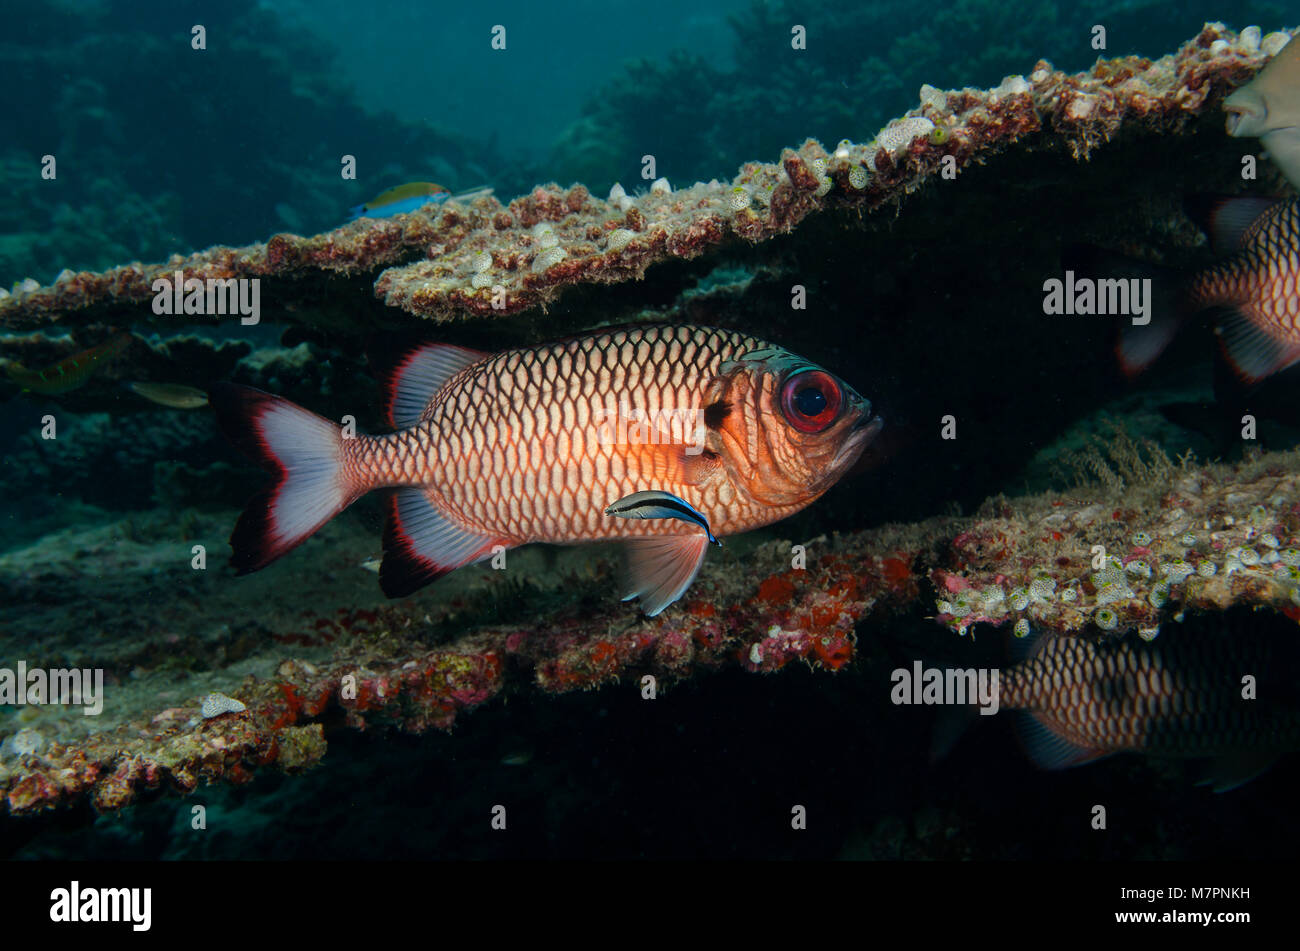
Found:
605,490 -> 722,546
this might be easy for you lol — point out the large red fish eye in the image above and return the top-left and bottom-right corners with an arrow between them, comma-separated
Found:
780,370 -> 842,433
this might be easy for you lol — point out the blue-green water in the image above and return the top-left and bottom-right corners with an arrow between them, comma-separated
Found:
3,0 -> 1300,866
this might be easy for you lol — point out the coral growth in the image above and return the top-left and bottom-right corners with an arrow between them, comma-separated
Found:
0,24 -> 1286,330
8,439 -> 1300,816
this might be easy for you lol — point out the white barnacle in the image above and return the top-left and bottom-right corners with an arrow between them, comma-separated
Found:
201,692 -> 246,719
1029,575 -> 1056,602
532,247 -> 568,271
918,84 -> 948,111
608,182 -> 634,211
605,228 -> 636,252
1239,25 -> 1262,52
992,75 -> 1029,98
532,223 -> 559,250
875,116 -> 935,156
1263,31 -> 1291,57
1095,583 -> 1135,606
1124,560 -> 1151,579
650,177 -> 672,195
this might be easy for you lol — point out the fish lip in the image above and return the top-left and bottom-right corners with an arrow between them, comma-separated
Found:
832,412 -> 883,469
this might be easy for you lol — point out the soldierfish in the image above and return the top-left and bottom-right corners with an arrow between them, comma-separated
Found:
210,324 -> 880,616
1225,33 -> 1300,189
1114,195 -> 1300,382
5,333 -> 131,395
348,182 -> 451,219
988,626 -> 1300,791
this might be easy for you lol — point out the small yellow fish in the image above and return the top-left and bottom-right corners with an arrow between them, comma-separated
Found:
1225,33 -> 1300,188
5,333 -> 131,395
125,381 -> 209,410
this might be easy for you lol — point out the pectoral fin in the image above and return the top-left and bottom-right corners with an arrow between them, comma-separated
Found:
628,443 -> 721,486
621,534 -> 712,617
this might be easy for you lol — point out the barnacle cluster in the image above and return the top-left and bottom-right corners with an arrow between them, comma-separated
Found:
934,476 -> 1300,640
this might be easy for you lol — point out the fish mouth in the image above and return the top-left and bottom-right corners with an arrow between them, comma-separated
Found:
832,412 -> 884,470
1223,92 -> 1267,137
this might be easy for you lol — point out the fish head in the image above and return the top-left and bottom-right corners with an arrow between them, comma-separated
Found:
706,345 -> 881,507
1225,36 -> 1300,139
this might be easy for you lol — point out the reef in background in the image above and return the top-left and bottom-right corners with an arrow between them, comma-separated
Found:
0,23 -> 1289,336
5,22 -> 1300,823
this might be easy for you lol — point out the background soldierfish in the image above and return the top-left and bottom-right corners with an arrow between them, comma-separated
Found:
1112,196 -> 1300,382
211,324 -> 879,615
990,626 -> 1300,791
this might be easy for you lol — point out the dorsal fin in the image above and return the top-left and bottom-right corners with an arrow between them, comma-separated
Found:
385,343 -> 488,428
1185,195 -> 1277,254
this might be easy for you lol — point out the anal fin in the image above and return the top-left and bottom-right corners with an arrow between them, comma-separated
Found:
622,533 -> 711,617
381,487 -> 504,598
1014,712 -> 1111,771
1216,307 -> 1300,383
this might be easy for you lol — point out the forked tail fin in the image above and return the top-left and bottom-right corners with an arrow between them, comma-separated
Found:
209,383 -> 365,572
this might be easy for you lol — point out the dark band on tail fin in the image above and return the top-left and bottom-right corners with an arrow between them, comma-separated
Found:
380,487 -> 502,598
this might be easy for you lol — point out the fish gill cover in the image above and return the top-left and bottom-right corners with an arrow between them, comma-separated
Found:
1,0 -> 1300,877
